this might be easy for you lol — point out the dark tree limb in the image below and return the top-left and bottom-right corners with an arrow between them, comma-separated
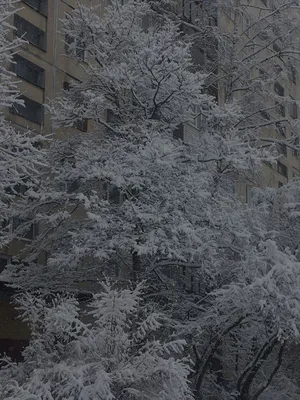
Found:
237,334 -> 278,400
193,315 -> 246,399
250,341 -> 286,400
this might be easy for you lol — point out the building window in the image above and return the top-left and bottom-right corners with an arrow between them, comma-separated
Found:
106,109 -> 120,124
63,81 -> 70,91
65,34 -> 85,60
293,138 -> 299,157
14,14 -> 47,51
242,14 -> 250,33
259,69 -> 267,80
288,64 -> 297,84
12,55 -> 45,89
64,16 -> 85,61
0,255 -> 11,274
273,43 -> 281,53
11,95 -> 44,125
208,6 -> 218,26
274,64 -> 282,75
275,102 -> 285,117
190,105 -> 204,130
173,124 -> 184,141
277,161 -> 288,178
12,217 -> 38,240
246,186 -> 254,204
276,122 -> 286,137
274,82 -> 284,96
260,109 -> 270,120
5,175 -> 29,196
75,119 -> 88,132
0,338 -> 30,362
290,98 -> 298,119
23,0 -> 48,16
63,81 -> 88,131
103,182 -> 123,205
277,143 -> 287,156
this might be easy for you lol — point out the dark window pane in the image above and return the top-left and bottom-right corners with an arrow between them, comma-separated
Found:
290,100 -> 298,119
293,138 -> 299,157
274,82 -> 284,96
275,101 -> 285,117
12,217 -> 38,240
63,81 -> 70,91
11,95 -> 44,125
64,16 -> 85,61
173,123 -> 184,140
277,143 -> 287,156
273,43 -> 281,53
13,55 -> 45,88
75,119 -> 88,132
0,339 -> 29,362
103,182 -> 122,205
276,122 -> 286,137
0,257 -> 9,274
23,0 -> 48,16
63,82 -> 87,131
14,14 -> 47,51
288,64 -> 297,84
277,161 -> 288,177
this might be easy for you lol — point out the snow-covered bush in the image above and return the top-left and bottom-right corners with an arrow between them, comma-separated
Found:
0,281 -> 193,400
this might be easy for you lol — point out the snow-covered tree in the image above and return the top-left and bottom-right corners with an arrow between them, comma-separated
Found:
2,0 -> 270,289
154,0 -> 300,162
3,1 -> 300,399
0,0 -> 46,247
0,281 -> 193,400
